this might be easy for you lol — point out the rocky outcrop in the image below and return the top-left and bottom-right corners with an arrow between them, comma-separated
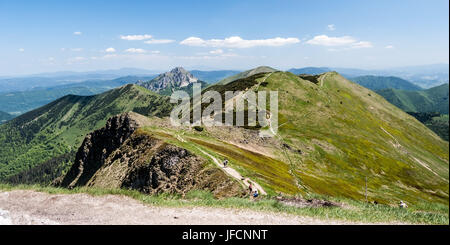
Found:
137,67 -> 199,92
59,112 -> 242,198
59,112 -> 147,188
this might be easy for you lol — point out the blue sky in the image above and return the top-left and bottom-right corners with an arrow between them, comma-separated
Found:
0,0 -> 448,75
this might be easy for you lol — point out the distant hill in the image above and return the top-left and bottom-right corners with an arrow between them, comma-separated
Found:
0,111 -> 13,124
376,83 -> 449,114
351,75 -> 423,91
190,70 -> 241,84
217,66 -> 278,85
0,87 -> 108,115
0,84 -> 173,180
0,75 -> 119,93
0,69 -> 158,93
0,75 -> 156,115
287,64 -> 449,88
288,67 -> 331,75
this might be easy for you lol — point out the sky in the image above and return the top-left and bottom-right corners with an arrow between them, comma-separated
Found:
0,0 -> 448,75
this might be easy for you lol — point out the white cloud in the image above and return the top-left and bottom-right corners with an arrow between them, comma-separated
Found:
18,48 -> 25,52
385,45 -> 394,49
180,36 -> 300,48
327,24 -> 336,31
71,48 -> 83,52
144,39 -> 175,44
209,49 -> 224,54
73,31 -> 82,35
105,47 -> 116,53
306,35 -> 372,49
125,48 -> 147,53
120,34 -> 153,41
150,50 -> 160,54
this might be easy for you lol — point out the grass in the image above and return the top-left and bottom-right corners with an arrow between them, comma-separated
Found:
0,183 -> 448,225
257,72 -> 449,205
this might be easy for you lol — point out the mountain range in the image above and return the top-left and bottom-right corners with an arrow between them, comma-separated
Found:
350,76 -> 423,91
190,70 -> 241,84
377,83 -> 449,114
0,67 -> 448,206
289,64 -> 449,88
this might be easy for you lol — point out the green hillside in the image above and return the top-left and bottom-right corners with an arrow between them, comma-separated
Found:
1,70 -> 448,207
194,71 -> 448,204
0,75 -> 156,115
0,86 -> 107,115
376,83 -> 449,114
0,84 -> 172,180
216,66 -> 278,85
351,75 -> 423,91
0,111 -> 13,124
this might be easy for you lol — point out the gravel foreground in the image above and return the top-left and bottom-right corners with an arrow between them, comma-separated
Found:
0,190 -> 383,225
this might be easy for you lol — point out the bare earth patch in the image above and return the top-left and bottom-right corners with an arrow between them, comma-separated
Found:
0,190 -> 381,225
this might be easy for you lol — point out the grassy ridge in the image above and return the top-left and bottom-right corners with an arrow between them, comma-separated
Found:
138,71 -> 448,206
256,72 -> 448,205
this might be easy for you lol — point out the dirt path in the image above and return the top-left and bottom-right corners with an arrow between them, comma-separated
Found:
197,148 -> 267,195
380,126 -> 446,181
174,131 -> 267,195
0,190 -> 365,225
319,72 -> 328,87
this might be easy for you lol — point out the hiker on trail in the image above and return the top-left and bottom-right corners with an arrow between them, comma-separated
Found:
399,200 -> 408,208
253,189 -> 259,198
248,182 -> 253,194
223,159 -> 228,168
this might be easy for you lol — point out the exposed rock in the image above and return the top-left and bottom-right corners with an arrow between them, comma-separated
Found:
137,67 -> 199,92
59,112 -> 243,198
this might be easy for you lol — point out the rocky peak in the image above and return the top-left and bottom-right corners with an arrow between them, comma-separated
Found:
59,112 -> 150,188
137,67 -> 198,92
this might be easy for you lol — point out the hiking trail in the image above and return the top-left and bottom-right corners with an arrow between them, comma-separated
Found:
175,132 -> 267,195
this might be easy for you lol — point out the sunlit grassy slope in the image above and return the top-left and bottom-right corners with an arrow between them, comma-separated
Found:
259,71 -> 448,205
183,71 -> 448,205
